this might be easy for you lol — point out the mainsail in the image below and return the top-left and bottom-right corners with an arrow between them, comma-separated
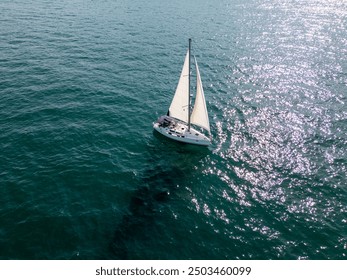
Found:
168,50 -> 190,123
190,58 -> 210,133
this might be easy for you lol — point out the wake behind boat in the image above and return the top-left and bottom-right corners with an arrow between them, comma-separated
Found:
153,39 -> 211,146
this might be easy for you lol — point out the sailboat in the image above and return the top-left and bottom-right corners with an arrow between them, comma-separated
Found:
153,39 -> 211,146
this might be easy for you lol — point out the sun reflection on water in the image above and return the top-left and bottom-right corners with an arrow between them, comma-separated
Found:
180,0 -> 347,259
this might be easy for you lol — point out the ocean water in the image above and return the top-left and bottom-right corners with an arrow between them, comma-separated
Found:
0,0 -> 346,260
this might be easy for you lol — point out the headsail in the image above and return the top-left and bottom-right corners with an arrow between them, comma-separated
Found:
168,50 -> 190,123
190,57 -> 210,133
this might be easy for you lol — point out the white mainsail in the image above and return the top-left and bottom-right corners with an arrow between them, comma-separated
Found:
168,50 -> 190,123
190,58 -> 210,133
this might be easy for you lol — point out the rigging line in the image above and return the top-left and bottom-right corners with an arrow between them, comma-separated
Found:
188,38 -> 191,131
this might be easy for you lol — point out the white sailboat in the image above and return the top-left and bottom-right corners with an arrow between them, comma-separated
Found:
153,39 -> 211,146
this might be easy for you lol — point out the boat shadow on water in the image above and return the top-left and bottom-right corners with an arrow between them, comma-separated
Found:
109,138 -> 209,259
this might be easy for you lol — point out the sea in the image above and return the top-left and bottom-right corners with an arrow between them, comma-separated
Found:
0,0 -> 346,260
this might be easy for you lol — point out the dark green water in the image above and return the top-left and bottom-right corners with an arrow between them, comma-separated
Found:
0,0 -> 346,259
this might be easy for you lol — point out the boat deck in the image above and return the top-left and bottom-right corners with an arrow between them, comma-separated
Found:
153,117 -> 210,146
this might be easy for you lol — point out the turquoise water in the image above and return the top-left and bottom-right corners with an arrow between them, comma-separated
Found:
0,0 -> 346,259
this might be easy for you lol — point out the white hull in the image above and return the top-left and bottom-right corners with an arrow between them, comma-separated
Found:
153,117 -> 210,146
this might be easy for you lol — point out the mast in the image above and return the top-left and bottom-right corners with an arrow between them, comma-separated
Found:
188,38 -> 191,131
